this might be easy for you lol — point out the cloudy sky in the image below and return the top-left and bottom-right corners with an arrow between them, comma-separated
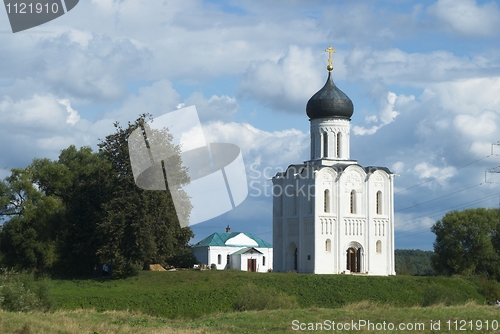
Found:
1,0 -> 500,250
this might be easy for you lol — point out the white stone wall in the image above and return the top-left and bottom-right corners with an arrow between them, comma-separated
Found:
196,246 -> 274,272
272,163 -> 395,276
207,246 -> 233,270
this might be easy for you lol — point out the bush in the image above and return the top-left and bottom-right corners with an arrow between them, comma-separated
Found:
422,285 -> 465,307
166,247 -> 197,268
0,271 -> 52,312
113,263 -> 140,279
234,283 -> 298,311
468,276 -> 500,303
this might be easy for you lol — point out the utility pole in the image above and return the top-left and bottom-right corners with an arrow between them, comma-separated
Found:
492,142 -> 500,156
485,142 -> 500,183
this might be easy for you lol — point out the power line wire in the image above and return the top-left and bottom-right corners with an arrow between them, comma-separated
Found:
395,155 -> 491,194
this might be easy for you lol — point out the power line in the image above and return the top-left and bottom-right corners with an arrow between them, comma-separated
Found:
395,194 -> 500,238
395,183 -> 483,212
395,155 -> 491,195
395,192 -> 500,228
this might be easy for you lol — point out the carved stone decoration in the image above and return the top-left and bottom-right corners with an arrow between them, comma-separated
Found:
288,218 -> 299,236
344,170 -> 364,193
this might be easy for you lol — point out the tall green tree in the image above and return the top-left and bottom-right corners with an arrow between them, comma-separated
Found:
431,208 -> 500,279
96,115 -> 193,270
31,146 -> 113,276
0,168 -> 62,272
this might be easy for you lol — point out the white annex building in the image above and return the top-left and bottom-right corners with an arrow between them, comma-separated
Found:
272,47 -> 396,275
192,226 -> 273,272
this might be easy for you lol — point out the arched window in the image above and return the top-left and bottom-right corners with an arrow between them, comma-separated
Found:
325,239 -> 331,252
376,240 -> 382,253
323,132 -> 328,158
292,189 -> 297,215
324,189 -> 330,213
376,191 -> 382,215
337,132 -> 341,158
350,190 -> 356,214
308,186 -> 314,214
263,256 -> 266,266
217,254 -> 221,265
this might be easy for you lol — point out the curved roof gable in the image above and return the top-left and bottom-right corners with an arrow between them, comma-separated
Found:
226,233 -> 258,246
192,232 -> 272,248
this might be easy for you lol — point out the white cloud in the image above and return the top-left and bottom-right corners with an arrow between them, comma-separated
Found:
183,93 -> 239,123
344,47 -> 496,86
0,94 -> 67,131
430,78 -> 500,115
392,161 -> 405,175
57,99 -> 81,125
353,91 -> 409,135
454,110 -> 499,138
100,80 -> 180,123
202,121 -> 308,167
239,45 -> 329,113
413,162 -> 456,188
428,0 -> 500,37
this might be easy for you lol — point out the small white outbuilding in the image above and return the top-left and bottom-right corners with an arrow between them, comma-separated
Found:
192,226 -> 273,272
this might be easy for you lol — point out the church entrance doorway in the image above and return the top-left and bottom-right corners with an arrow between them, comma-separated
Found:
247,259 -> 256,272
346,247 -> 361,273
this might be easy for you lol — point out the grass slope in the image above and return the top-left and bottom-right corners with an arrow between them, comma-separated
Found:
48,271 -> 486,318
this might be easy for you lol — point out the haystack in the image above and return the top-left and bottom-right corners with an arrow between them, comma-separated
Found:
149,264 -> 166,271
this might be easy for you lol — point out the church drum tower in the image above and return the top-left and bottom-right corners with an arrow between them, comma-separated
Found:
272,46 -> 396,275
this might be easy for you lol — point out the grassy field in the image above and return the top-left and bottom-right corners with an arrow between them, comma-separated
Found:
2,270 -> 500,333
2,302 -> 500,333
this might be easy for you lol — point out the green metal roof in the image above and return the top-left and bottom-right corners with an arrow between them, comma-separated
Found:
192,232 -> 272,248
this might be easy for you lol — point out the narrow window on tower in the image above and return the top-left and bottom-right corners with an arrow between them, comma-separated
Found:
323,132 -> 328,158
279,192 -> 283,216
324,189 -> 330,213
350,190 -> 356,214
218,254 -> 221,265
376,191 -> 382,215
325,239 -> 331,252
311,133 -> 315,159
337,132 -> 341,158
308,186 -> 314,214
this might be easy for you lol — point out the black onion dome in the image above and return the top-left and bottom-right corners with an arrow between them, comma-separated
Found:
306,72 -> 354,120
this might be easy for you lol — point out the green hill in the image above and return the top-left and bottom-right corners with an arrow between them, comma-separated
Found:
49,270 -> 487,318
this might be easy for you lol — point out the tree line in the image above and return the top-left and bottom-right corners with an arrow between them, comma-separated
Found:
431,207 -> 500,280
0,115 -> 195,277
395,249 -> 434,276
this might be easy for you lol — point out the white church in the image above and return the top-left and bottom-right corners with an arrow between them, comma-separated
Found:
272,47 -> 396,275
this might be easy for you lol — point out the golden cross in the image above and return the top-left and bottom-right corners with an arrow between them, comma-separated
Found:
325,45 -> 336,71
